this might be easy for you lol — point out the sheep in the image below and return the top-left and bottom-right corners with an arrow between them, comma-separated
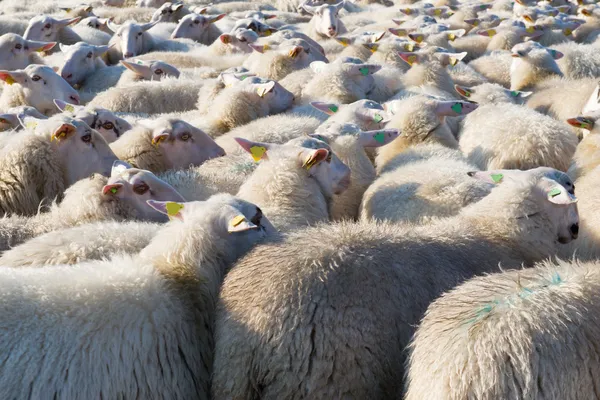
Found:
71,18 -> 113,46
58,42 -> 112,88
509,41 -> 564,91
0,33 -> 55,70
78,16 -> 113,35
58,3 -> 94,19
309,123 -> 399,220
0,193 -> 275,399
550,41 -> 600,79
54,99 -> 133,143
0,64 -> 80,115
110,117 -> 225,173
212,170 -> 580,400
151,1 -> 190,23
131,45 -> 248,70
201,76 -> 295,136
170,12 -> 225,44
406,258 -> 600,400
453,82 -> 532,105
23,15 -> 82,51
302,2 -> 347,40
0,105 -> 45,131
468,50 -> 513,87
0,114 -> 117,216
567,110 -> 600,180
376,96 -> 477,173
459,102 -> 578,171
0,160 -> 186,252
234,136 -> 351,231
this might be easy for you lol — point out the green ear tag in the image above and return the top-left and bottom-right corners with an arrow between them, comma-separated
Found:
451,103 -> 463,113
491,173 -> 503,183
374,132 -> 385,143
329,105 -> 339,113
373,113 -> 384,123
510,91 -> 519,97
549,188 -> 561,197
359,67 -> 369,76
240,75 -> 249,80
110,187 -> 118,194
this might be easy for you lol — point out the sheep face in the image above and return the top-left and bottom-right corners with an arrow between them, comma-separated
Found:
79,17 -> 112,34
171,13 -> 225,41
149,119 -> 225,169
0,106 -> 45,131
24,15 -> 81,43
103,161 -> 185,222
313,123 -> 400,149
567,109 -> 600,136
0,65 -> 80,115
347,99 -> 390,130
108,21 -> 158,59
509,41 -> 563,90
60,43 -> 110,86
232,18 -> 275,37
151,2 -> 185,23
55,100 -> 133,143
242,77 -> 295,114
303,2 -> 344,38
216,29 -> 259,54
0,33 -> 56,71
121,59 -> 180,81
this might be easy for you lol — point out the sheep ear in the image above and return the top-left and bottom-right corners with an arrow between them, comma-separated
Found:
141,21 -> 159,31
172,3 -> 184,11
256,81 -> 275,97
358,128 -> 400,147
434,51 -> 468,66
349,64 -> 381,76
310,101 -> 339,116
263,14 -> 277,19
27,40 -> 56,53
446,29 -> 466,40
50,123 -> 76,142
372,31 -> 386,42
221,73 -> 242,87
476,29 -> 496,37
111,160 -> 132,176
362,43 -> 379,53
310,61 -> 328,73
234,137 -> 271,162
399,8 -> 414,15
54,98 -> 83,113
464,18 -> 480,26
454,84 -> 473,99
0,70 -> 23,85
288,45 -> 303,58
0,113 -> 19,127
467,170 -> 507,184
540,179 -> 578,205
302,4 -> 318,15
58,17 -> 81,27
408,33 -> 425,43
333,1 -> 344,11
85,5 -> 93,12
195,6 -> 209,14
18,115 -> 41,131
302,148 -> 329,170
209,13 -> 227,24
59,43 -> 70,53
52,66 -> 60,73
388,28 -> 408,37
548,49 -> 564,60
146,200 -> 185,220
106,20 -> 120,33
102,183 -> 123,195
509,90 -> 532,98
434,101 -> 479,117
397,52 -> 420,66
93,45 -> 111,57
226,210 -> 258,233
566,116 -> 595,130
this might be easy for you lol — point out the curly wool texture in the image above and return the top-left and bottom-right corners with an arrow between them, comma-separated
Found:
300,66 -> 374,105
0,83 -> 33,112
0,220 -> 161,267
554,42 -> 600,80
526,77 -> 597,121
110,127 -> 166,173
468,51 -> 512,87
361,144 -> 492,224
88,78 -> 202,114
459,103 -> 578,171
0,174 -> 140,252
246,50 -> 311,80
213,177 -> 570,400
406,258 -> 600,400
204,88 -> 273,136
0,132 -> 64,217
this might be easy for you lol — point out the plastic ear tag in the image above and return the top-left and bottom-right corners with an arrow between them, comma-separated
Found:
405,43 -> 415,51
249,145 -> 266,162
449,57 -> 459,66
329,105 -> 338,113
485,29 -> 496,36
548,188 -> 562,199
374,132 -> 385,143
25,120 -> 38,130
407,55 -> 417,65
451,103 -> 463,113
491,173 -> 504,183
231,215 -> 246,227
472,20 -> 479,26
51,131 -> 67,142
136,60 -> 144,64
369,44 -> 379,53
263,44 -> 270,51
359,67 -> 369,76
448,33 -> 456,40
434,9 -> 442,15
373,113 -> 384,123
152,136 -> 166,146
580,120 -> 593,130
303,154 -> 319,170
257,87 -> 268,97
549,49 -> 558,58
403,8 -> 412,14
510,90 -> 520,97
338,38 -> 349,46
526,26 -> 535,33
413,35 -> 424,43
4,76 -> 15,85
110,187 -> 118,194
165,201 -> 184,217
263,29 -> 272,36
64,104 -> 75,112
564,28 -> 572,36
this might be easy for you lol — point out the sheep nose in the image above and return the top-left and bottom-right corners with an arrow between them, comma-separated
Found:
328,27 -> 336,34
124,52 -> 134,58
69,94 -> 80,105
63,73 -> 73,79
570,223 -> 579,238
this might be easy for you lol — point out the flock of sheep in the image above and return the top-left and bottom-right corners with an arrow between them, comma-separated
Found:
0,0 -> 599,397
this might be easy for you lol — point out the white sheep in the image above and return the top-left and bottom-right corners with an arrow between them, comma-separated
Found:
234,136 -> 351,231
77,16 -> 113,35
0,64 -> 80,115
212,169 -> 579,399
551,41 -> 600,79
0,33 -> 55,70
0,114 -> 117,216
0,105 -> 45,131
510,41 -> 564,90
150,1 -> 190,23
302,2 -> 347,40
453,82 -> 532,105
0,193 -> 275,399
71,20 -> 112,46
406,258 -> 600,400
170,12 -> 226,44
467,50 -> 513,87
566,110 -> 600,180
110,117 -> 225,173
58,42 -> 112,88
54,99 -> 133,143
459,102 -> 578,171
23,15 -> 82,51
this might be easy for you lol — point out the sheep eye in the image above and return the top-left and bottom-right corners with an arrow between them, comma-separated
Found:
250,207 -> 263,226
86,52 -> 93,58
133,182 -> 149,194
161,9 -> 167,14
194,19 -> 200,24
14,44 -> 22,50
81,133 -> 92,143
154,68 -> 163,75
239,37 -> 247,42
88,23 -> 95,27
137,32 -> 143,36
31,75 -> 41,81
180,133 -> 190,141
44,23 -> 52,29
103,122 -> 114,130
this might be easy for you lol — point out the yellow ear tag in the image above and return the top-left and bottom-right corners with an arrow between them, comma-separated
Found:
64,104 -> 75,113
263,29 -> 272,36
434,9 -> 442,15
303,154 -> 319,170
231,215 -> 246,227
249,145 -> 266,162
51,131 -> 67,142
152,136 -> 166,147
407,55 -> 417,65
405,43 -> 415,51
564,28 -> 572,36
257,87 -> 268,97
263,44 -> 270,51
25,120 -> 38,130
449,57 -> 459,66
414,35 -> 423,43
338,38 -> 349,46
4,76 -> 15,85
369,44 -> 379,53
165,201 -> 184,217
525,26 -> 535,33
448,33 -> 456,40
